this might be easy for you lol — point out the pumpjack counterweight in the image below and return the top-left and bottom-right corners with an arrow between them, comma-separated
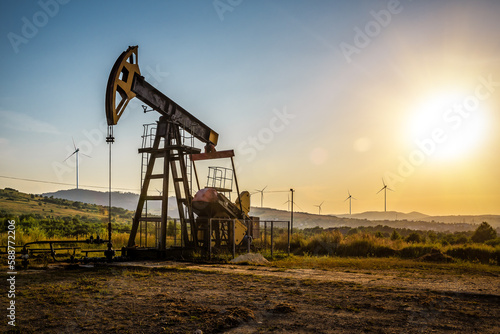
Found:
105,46 -> 257,258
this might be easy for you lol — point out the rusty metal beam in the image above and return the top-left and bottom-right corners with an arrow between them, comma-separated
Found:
190,149 -> 234,161
131,74 -> 219,145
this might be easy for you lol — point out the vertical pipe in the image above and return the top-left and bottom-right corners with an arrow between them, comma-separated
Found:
105,125 -> 114,262
287,220 -> 290,256
160,129 -> 170,252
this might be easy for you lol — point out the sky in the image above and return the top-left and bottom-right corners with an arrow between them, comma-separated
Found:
0,0 -> 499,216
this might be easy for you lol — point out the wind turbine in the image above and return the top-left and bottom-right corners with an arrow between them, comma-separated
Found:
344,191 -> 356,215
376,179 -> 393,212
255,185 -> 267,207
283,196 -> 303,211
283,196 -> 291,211
63,138 -> 90,189
314,201 -> 324,215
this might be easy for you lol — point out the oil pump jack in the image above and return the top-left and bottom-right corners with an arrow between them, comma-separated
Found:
105,46 -> 258,258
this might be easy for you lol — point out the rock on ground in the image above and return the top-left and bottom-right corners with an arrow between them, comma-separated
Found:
230,253 -> 270,265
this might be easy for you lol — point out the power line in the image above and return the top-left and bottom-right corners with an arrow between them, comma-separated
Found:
0,175 -> 139,192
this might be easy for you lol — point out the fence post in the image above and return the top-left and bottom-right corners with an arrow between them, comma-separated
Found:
247,220 -> 251,254
232,219 -> 236,259
264,221 -> 267,250
173,219 -> 177,247
209,219 -> 212,259
271,221 -> 274,259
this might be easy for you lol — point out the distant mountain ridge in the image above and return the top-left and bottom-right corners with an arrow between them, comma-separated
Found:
42,189 -> 177,217
337,211 -> 429,221
41,189 -> 500,230
43,189 -> 142,211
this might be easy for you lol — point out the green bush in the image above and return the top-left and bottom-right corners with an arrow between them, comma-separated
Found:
289,233 -> 307,252
390,230 -> 401,241
337,237 -> 396,257
301,230 -> 343,255
399,245 -> 440,259
445,244 -> 499,264
406,232 -> 422,243
485,238 -> 500,247
471,222 -> 497,243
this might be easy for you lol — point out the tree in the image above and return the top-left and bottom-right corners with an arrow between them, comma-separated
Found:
471,222 -> 497,243
390,230 -> 401,241
406,232 -> 421,243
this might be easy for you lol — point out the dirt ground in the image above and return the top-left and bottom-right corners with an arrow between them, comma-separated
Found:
4,260 -> 500,333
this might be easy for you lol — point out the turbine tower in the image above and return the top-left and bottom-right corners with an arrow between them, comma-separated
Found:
63,138 -> 90,189
344,191 -> 356,215
314,201 -> 324,215
255,185 -> 267,208
376,179 -> 393,212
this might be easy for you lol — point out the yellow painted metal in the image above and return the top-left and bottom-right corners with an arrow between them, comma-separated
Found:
209,131 -> 219,146
105,46 -> 141,125
235,191 -> 250,216
233,218 -> 247,245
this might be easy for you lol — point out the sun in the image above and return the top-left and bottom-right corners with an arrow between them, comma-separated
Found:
408,91 -> 489,161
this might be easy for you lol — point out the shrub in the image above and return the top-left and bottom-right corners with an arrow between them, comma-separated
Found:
399,245 -> 439,259
445,244 -> 499,265
390,230 -> 401,241
337,234 -> 397,258
406,232 -> 421,243
485,238 -> 500,247
301,230 -> 343,255
288,233 -> 307,252
471,222 -> 497,243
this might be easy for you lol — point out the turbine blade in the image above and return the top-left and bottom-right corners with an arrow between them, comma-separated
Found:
382,178 -> 386,186
262,185 -> 267,191
320,201 -> 324,206
387,188 -> 394,192
63,151 -> 77,162
72,137 -> 77,151
81,153 -> 92,158
376,187 -> 384,194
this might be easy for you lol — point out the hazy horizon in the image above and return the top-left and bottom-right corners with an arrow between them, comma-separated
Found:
1,0 -> 499,216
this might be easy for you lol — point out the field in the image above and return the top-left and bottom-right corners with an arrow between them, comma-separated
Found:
3,258 -> 500,333
2,188 -> 500,332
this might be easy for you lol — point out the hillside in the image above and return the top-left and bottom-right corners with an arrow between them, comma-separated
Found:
249,207 -> 482,232
337,211 -> 429,221
42,189 -> 177,217
23,188 -> 500,231
0,188 -> 133,225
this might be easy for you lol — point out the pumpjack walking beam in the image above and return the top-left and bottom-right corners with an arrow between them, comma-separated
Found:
105,46 -> 219,251
106,46 -> 218,145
